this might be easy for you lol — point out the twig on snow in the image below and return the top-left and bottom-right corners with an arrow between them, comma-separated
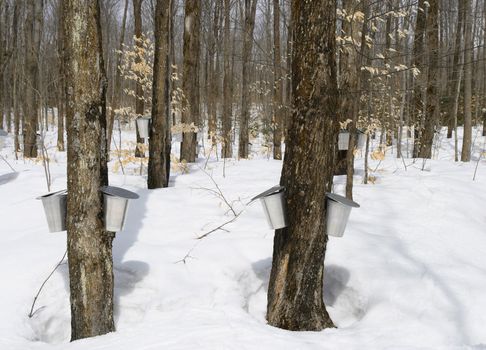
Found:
28,250 -> 67,318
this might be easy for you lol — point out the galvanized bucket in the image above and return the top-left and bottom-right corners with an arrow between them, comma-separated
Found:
0,130 -> 7,150
250,185 -> 288,230
136,116 -> 151,139
357,130 -> 367,149
36,134 -> 43,149
338,131 -> 350,150
37,189 -> 67,233
172,132 -> 182,142
101,186 -> 139,232
325,192 -> 359,237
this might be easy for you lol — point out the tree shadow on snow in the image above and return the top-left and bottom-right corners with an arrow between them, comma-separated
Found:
112,188 -> 150,322
0,171 -> 19,185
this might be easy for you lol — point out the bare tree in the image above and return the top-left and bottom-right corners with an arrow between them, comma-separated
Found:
23,0 -> 43,158
267,0 -> 338,331
238,0 -> 257,159
63,0 -> 114,340
148,0 -> 171,189
461,0 -> 473,162
221,0 -> 232,158
180,0 -> 201,162
417,0 -> 439,159
133,0 -> 145,157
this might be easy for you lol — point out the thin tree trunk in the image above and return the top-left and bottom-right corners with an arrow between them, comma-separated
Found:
56,1 -> 65,151
148,0 -> 171,189
180,0 -> 201,162
238,0 -> 257,159
418,0 -> 439,159
412,0 -> 426,158
461,0 -> 473,162
221,0 -> 232,158
107,0 -> 128,154
133,0 -> 145,157
23,0 -> 42,158
63,0 -> 114,340
207,1 -> 220,145
344,0 -> 369,200
272,0 -> 283,160
267,0 -> 338,331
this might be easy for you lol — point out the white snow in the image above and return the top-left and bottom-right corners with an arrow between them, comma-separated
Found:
0,126 -> 486,349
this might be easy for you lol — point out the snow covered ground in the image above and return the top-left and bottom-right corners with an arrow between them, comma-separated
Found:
0,126 -> 486,349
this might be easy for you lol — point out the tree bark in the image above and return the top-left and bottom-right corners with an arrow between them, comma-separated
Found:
208,1 -> 221,145
272,0 -> 283,160
56,1 -> 65,151
23,0 -> 42,158
63,0 -> 114,341
148,0 -> 171,189
107,0 -> 128,154
221,0 -> 232,158
133,0 -> 145,157
412,0 -> 426,158
238,0 -> 257,159
267,0 -> 338,331
180,0 -> 201,162
461,0 -> 473,162
418,0 -> 439,159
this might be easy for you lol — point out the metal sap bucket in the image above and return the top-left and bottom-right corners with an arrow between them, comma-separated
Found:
37,189 -> 67,233
136,116 -> 151,139
325,192 -> 359,237
101,186 -> 139,232
357,130 -> 367,149
250,185 -> 288,230
0,130 -> 7,150
338,131 -> 350,150
36,134 -> 43,148
172,132 -> 182,142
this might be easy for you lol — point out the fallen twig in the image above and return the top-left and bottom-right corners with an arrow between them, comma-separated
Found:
28,250 -> 67,318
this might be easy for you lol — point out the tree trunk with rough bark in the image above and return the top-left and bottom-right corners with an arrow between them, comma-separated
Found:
56,2 -> 65,151
62,0 -> 114,341
412,0 -> 426,158
267,0 -> 338,331
208,1 -> 221,145
238,0 -> 257,159
180,0 -> 201,162
23,0 -> 42,158
221,0 -> 232,158
107,0 -> 128,154
418,0 -> 439,159
133,0 -> 145,157
148,0 -> 171,189
272,0 -> 283,160
461,0 -> 473,162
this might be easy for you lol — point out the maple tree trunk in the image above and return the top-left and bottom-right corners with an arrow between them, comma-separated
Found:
418,0 -> 439,159
148,0 -> 171,189
221,0 -> 232,158
63,0 -> 114,341
461,0 -> 473,162
238,0 -> 257,159
272,0 -> 283,160
133,0 -> 145,157
180,0 -> 201,162
267,0 -> 338,331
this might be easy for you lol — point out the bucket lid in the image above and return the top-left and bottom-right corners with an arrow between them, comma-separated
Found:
36,189 -> 67,200
137,116 -> 151,121
326,192 -> 360,208
249,185 -> 284,204
0,130 -> 7,137
101,186 -> 139,199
